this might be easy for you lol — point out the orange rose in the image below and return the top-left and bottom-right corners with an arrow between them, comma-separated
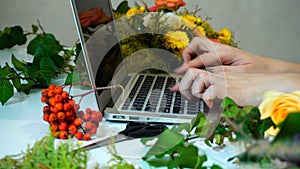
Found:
149,0 -> 186,11
259,90 -> 300,136
79,7 -> 112,28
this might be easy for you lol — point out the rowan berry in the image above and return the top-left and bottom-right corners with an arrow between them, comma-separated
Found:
61,91 -> 69,99
85,121 -> 93,130
75,132 -> 83,140
50,106 -> 58,114
43,114 -> 49,122
48,84 -> 55,90
54,86 -> 63,94
65,111 -> 74,118
91,111 -> 103,123
41,89 -> 48,97
49,113 -> 57,123
68,124 -> 78,135
51,123 -> 58,132
57,111 -> 66,121
63,103 -> 72,111
93,121 -> 99,128
55,103 -> 63,111
83,133 -> 91,141
82,113 -> 91,122
58,122 -> 68,131
76,111 -> 84,118
43,106 -> 51,114
68,99 -> 75,106
59,131 -> 68,140
85,108 -> 92,114
54,94 -> 63,103
73,118 -> 83,126
88,127 -> 97,135
41,96 -> 47,103
49,97 -> 56,106
47,89 -> 55,97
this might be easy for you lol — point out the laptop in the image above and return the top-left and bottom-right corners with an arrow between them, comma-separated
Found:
69,0 -> 209,123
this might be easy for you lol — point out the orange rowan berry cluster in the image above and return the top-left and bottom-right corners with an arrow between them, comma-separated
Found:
41,84 -> 103,140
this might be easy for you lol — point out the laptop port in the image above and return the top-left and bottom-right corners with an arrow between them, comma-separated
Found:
113,115 -> 125,119
129,116 -> 139,120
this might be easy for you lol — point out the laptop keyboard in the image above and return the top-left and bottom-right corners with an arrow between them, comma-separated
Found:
120,74 -> 204,116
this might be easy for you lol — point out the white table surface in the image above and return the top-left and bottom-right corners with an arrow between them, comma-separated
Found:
0,48 -> 241,169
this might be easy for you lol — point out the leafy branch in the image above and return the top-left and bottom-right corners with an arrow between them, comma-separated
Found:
0,23 -> 80,105
140,97 -> 300,168
0,135 -> 89,169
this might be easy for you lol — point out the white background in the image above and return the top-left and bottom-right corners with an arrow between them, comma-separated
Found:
0,0 -> 300,63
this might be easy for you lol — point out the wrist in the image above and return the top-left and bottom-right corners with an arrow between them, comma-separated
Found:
268,58 -> 300,73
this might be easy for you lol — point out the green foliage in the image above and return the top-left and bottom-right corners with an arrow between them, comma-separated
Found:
115,0 -> 130,14
0,26 -> 27,49
0,135 -> 89,169
272,113 -> 300,145
141,97 -> 300,168
0,24 -> 79,105
142,113 -> 223,169
220,97 -> 274,142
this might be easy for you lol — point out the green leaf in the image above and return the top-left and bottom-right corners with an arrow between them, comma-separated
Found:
2,63 -> 12,75
0,26 -> 27,49
38,57 -> 58,84
64,73 -> 81,85
27,33 -> 63,56
11,54 -> 27,71
19,80 -> 35,94
272,113 -> 300,145
115,0 -> 131,14
145,156 -> 170,167
0,79 -> 14,105
194,113 -> 212,137
10,26 -> 27,45
0,66 -> 7,78
143,129 -> 184,159
172,122 -> 191,134
31,24 -> 39,33
221,97 -> 240,118
174,145 -> 207,168
11,77 -> 21,92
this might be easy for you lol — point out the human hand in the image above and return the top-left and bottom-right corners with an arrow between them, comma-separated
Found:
170,68 -> 300,107
175,37 -> 279,74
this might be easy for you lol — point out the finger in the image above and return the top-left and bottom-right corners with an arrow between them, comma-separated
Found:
202,86 -> 218,108
206,65 -> 245,73
175,51 -> 223,74
182,37 -> 217,61
181,47 -> 195,62
177,68 -> 201,100
169,84 -> 179,92
191,73 -> 210,98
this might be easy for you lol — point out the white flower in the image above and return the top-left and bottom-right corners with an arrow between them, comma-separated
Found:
143,12 -> 183,34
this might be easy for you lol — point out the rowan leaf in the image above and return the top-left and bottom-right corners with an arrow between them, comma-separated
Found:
0,79 -> 14,105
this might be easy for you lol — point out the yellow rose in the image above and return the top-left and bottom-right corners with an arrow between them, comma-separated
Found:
258,90 -> 300,136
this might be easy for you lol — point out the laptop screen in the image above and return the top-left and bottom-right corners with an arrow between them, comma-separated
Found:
70,0 -> 125,111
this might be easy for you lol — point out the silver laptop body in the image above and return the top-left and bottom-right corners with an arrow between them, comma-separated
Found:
70,0 -> 208,124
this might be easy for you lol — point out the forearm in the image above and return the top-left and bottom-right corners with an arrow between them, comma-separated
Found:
267,58 -> 300,73
262,73 -> 300,92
